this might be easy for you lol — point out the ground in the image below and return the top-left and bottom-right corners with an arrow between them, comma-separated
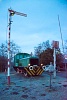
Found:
0,70 -> 67,100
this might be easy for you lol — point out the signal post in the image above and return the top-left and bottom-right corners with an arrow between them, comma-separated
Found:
7,8 -> 27,85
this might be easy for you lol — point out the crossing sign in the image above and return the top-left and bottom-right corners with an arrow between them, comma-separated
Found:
52,41 -> 59,49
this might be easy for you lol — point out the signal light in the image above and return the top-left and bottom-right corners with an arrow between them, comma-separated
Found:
10,11 -> 15,16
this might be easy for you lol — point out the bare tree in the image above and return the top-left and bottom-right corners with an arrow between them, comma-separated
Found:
64,40 -> 67,53
34,40 -> 51,56
0,41 -> 21,72
0,43 -> 7,57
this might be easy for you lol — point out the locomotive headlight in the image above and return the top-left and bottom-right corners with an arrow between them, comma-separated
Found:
28,64 -> 30,66
41,64 -> 43,66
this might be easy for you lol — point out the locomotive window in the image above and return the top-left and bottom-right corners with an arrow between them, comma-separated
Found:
24,55 -> 26,58
16,55 -> 22,59
17,55 -> 19,59
30,58 -> 39,65
19,55 -> 22,59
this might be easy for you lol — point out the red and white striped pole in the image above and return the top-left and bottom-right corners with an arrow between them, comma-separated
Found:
7,10 -> 11,85
7,8 -> 27,85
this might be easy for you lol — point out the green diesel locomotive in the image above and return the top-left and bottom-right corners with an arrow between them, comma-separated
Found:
13,53 -> 44,76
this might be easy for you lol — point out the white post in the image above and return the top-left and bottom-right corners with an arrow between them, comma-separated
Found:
54,48 -> 56,78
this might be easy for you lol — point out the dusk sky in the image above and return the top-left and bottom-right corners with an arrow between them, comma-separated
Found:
0,0 -> 67,54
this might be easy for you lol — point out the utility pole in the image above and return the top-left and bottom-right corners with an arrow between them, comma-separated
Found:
7,8 -> 27,85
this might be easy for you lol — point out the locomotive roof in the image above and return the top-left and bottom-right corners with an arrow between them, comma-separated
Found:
15,53 -> 39,59
16,52 -> 30,55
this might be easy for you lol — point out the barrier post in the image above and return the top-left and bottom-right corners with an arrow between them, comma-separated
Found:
54,48 -> 56,78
